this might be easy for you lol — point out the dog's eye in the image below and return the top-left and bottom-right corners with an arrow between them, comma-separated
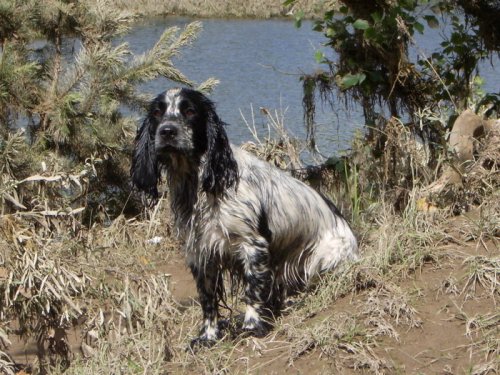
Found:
184,108 -> 196,118
152,109 -> 162,118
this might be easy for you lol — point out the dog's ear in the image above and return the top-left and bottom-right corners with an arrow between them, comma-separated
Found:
201,97 -> 239,198
130,115 -> 159,199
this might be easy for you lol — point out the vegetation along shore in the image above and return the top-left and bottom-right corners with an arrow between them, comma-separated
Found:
0,0 -> 498,374
107,0 -> 328,18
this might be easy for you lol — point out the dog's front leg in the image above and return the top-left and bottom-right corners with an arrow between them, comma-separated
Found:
189,260 -> 222,347
239,238 -> 273,337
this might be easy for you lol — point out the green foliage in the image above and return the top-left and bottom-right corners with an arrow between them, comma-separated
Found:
1,4 -> 212,370
288,0 -> 499,153
0,43 -> 41,131
420,7 -> 494,108
0,0 -> 215,218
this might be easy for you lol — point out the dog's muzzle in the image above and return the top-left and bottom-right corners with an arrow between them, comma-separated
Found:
156,122 -> 180,151
159,123 -> 178,140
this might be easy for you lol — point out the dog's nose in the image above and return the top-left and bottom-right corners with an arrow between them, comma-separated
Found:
159,124 -> 178,139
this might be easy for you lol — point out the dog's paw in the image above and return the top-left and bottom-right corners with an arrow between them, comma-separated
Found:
188,336 -> 217,352
187,324 -> 222,352
241,319 -> 270,338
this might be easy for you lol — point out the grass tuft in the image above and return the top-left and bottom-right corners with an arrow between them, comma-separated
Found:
286,314 -> 392,374
461,256 -> 500,298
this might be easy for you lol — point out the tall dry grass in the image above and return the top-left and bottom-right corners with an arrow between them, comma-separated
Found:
108,0 -> 330,18
1,104 -> 498,373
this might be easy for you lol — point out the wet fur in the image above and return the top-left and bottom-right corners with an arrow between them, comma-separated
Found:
131,88 -> 358,344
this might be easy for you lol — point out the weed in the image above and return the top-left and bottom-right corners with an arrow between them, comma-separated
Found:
461,256 -> 499,299
453,307 -> 499,371
439,276 -> 461,296
469,361 -> 499,375
363,284 -> 422,331
241,104 -> 305,170
0,330 -> 15,375
286,314 -> 391,374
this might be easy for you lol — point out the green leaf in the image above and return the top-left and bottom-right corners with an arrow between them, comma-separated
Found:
326,27 -> 336,37
283,0 -> 295,5
325,156 -> 340,166
340,73 -> 366,89
314,50 -> 325,63
340,75 -> 358,89
313,22 -> 323,32
414,21 -> 424,34
294,10 -> 304,28
353,19 -> 369,30
324,10 -> 334,21
400,0 -> 416,10
424,15 -> 439,29
339,6 -> 349,14
370,12 -> 382,23
364,27 -> 377,40
367,70 -> 384,83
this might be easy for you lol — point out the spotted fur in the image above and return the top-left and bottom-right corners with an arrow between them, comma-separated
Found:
131,87 -> 359,345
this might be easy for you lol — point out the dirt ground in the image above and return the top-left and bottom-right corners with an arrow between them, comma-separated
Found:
162,240 -> 498,374
6,213 -> 499,375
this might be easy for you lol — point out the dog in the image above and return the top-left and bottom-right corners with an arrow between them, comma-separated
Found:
131,87 -> 358,345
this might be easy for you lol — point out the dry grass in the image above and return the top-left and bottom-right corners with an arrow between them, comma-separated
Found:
241,105 -> 305,170
107,0 -> 329,19
0,338 -> 16,375
461,256 -> 499,298
63,273 -> 176,375
0,149 -> 179,373
452,306 -> 499,370
284,313 -> 391,374
363,284 -> 422,332
1,106 -> 499,374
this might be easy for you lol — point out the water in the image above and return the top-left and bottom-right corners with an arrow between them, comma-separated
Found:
124,16 -> 499,158
125,17 -> 361,157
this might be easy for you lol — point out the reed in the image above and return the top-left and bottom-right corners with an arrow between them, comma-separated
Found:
107,0 -> 330,19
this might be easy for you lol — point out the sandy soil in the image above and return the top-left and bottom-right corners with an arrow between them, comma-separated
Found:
5,225 -> 498,374
164,238 -> 498,374
168,241 -> 497,374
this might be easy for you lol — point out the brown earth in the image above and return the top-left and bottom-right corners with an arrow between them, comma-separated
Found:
5,217 -> 498,374
164,236 -> 498,374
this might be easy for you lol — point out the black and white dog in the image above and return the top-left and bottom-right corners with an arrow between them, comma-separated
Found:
131,87 -> 358,345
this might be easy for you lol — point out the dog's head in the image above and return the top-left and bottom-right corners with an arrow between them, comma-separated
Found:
131,87 -> 238,199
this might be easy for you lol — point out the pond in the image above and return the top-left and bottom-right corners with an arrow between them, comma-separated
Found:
125,17 -> 499,157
